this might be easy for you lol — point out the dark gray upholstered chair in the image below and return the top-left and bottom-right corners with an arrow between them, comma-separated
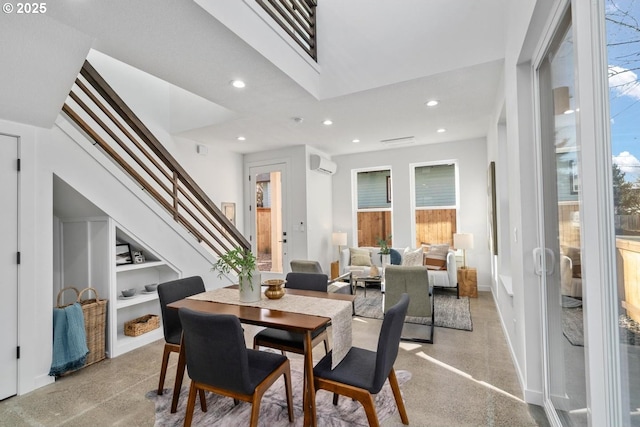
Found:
313,293 -> 410,427
179,308 -> 294,427
290,259 -> 354,295
156,276 -> 205,395
253,272 -> 330,355
384,266 -> 434,343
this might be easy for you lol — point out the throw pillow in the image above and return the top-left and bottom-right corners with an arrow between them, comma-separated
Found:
350,247 -> 372,266
424,244 -> 449,270
401,247 -> 423,266
389,248 -> 402,265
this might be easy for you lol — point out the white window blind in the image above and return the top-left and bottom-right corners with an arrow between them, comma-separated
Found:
357,170 -> 390,209
414,164 -> 455,207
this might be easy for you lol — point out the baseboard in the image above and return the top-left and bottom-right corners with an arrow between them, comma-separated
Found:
490,288 -> 531,403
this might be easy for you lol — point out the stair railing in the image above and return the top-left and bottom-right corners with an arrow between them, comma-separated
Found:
62,60 -> 250,262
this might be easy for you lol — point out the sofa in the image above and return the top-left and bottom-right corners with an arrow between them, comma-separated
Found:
339,246 -> 458,296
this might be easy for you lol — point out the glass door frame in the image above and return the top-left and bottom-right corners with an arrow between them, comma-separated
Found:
531,0 -> 623,424
246,160 -> 290,280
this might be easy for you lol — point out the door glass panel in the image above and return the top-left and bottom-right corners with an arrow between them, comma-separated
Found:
254,170 -> 283,274
539,13 -> 588,424
606,2 -> 640,424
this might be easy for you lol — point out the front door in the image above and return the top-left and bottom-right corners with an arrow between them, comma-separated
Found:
535,8 -> 588,425
0,134 -> 19,400
249,163 -> 287,278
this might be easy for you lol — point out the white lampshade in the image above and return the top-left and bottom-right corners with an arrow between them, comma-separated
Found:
332,232 -> 347,246
453,233 -> 474,250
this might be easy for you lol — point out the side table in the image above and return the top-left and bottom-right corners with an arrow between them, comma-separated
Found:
330,261 -> 340,280
457,268 -> 478,298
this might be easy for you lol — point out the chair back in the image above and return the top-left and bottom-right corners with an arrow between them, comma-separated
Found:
178,308 -> 254,395
290,259 -> 323,273
384,266 -> 432,318
285,272 -> 328,292
372,293 -> 409,393
157,276 -> 205,345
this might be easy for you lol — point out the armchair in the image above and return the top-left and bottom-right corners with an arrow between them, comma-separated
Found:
384,266 -> 434,343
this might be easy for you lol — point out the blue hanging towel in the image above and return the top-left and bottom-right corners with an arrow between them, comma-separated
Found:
49,302 -> 89,376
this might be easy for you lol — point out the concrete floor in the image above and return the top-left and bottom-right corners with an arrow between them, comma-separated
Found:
0,291 -> 549,426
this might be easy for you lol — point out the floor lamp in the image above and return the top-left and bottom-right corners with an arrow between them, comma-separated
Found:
453,233 -> 474,269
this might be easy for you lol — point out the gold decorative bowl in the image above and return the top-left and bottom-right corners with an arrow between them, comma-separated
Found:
263,279 -> 286,299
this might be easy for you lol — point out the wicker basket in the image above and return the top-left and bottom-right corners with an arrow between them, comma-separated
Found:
55,286 -> 107,368
124,314 -> 160,337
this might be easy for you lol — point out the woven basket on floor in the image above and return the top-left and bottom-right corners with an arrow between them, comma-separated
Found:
55,286 -> 108,368
77,287 -> 107,366
124,314 -> 160,337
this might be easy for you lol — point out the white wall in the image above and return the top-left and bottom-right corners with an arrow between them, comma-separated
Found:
1,114 -> 243,395
305,147 -> 334,270
332,138 -> 491,290
243,145 -> 335,274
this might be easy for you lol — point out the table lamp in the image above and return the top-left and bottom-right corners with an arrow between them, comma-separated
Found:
453,233 -> 474,269
332,231 -> 347,259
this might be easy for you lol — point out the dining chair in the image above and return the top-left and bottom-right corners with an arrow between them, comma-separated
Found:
178,308 -> 294,427
156,276 -> 205,395
313,293 -> 410,427
384,265 -> 435,343
253,272 -> 331,355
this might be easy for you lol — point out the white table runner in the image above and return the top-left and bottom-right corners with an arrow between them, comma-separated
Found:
188,288 -> 352,368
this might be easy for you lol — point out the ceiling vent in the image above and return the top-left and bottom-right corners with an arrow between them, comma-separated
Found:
310,154 -> 337,175
380,136 -> 416,147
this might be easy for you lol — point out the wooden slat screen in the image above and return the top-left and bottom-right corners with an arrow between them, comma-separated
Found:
62,60 -> 250,265
415,209 -> 457,247
558,202 -> 581,249
357,211 -> 392,247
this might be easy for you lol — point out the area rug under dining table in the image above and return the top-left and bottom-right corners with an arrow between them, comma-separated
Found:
148,357 -> 411,426
354,288 -> 473,331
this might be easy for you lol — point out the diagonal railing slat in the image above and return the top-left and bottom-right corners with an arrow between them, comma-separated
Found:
62,60 -> 250,264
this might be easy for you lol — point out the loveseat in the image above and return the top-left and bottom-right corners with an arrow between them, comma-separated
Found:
339,246 -> 458,296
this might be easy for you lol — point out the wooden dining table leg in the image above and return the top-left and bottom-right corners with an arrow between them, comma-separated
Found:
171,334 -> 186,413
303,330 -> 317,427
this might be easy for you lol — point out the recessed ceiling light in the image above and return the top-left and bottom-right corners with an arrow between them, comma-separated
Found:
425,100 -> 439,107
230,80 -> 246,89
352,139 -> 360,143
237,136 -> 246,141
322,119 -> 333,126
437,128 -> 446,133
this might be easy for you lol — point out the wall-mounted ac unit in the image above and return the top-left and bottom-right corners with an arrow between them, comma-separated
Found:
310,154 -> 337,175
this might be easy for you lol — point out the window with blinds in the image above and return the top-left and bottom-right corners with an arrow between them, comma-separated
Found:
356,169 -> 392,247
415,164 -> 456,207
414,163 -> 457,246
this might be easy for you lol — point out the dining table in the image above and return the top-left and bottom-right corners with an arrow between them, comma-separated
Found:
167,285 -> 355,427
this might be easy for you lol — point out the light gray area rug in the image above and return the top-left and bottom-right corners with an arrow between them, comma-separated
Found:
148,358 -> 411,426
354,289 -> 473,331
563,308 -> 640,347
562,307 -> 584,346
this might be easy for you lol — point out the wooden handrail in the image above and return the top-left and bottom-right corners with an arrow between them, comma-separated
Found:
62,60 -> 250,261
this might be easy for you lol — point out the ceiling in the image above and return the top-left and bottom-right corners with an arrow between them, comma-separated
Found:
1,0 -> 508,156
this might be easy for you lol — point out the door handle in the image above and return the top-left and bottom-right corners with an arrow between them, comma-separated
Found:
533,247 -> 556,276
